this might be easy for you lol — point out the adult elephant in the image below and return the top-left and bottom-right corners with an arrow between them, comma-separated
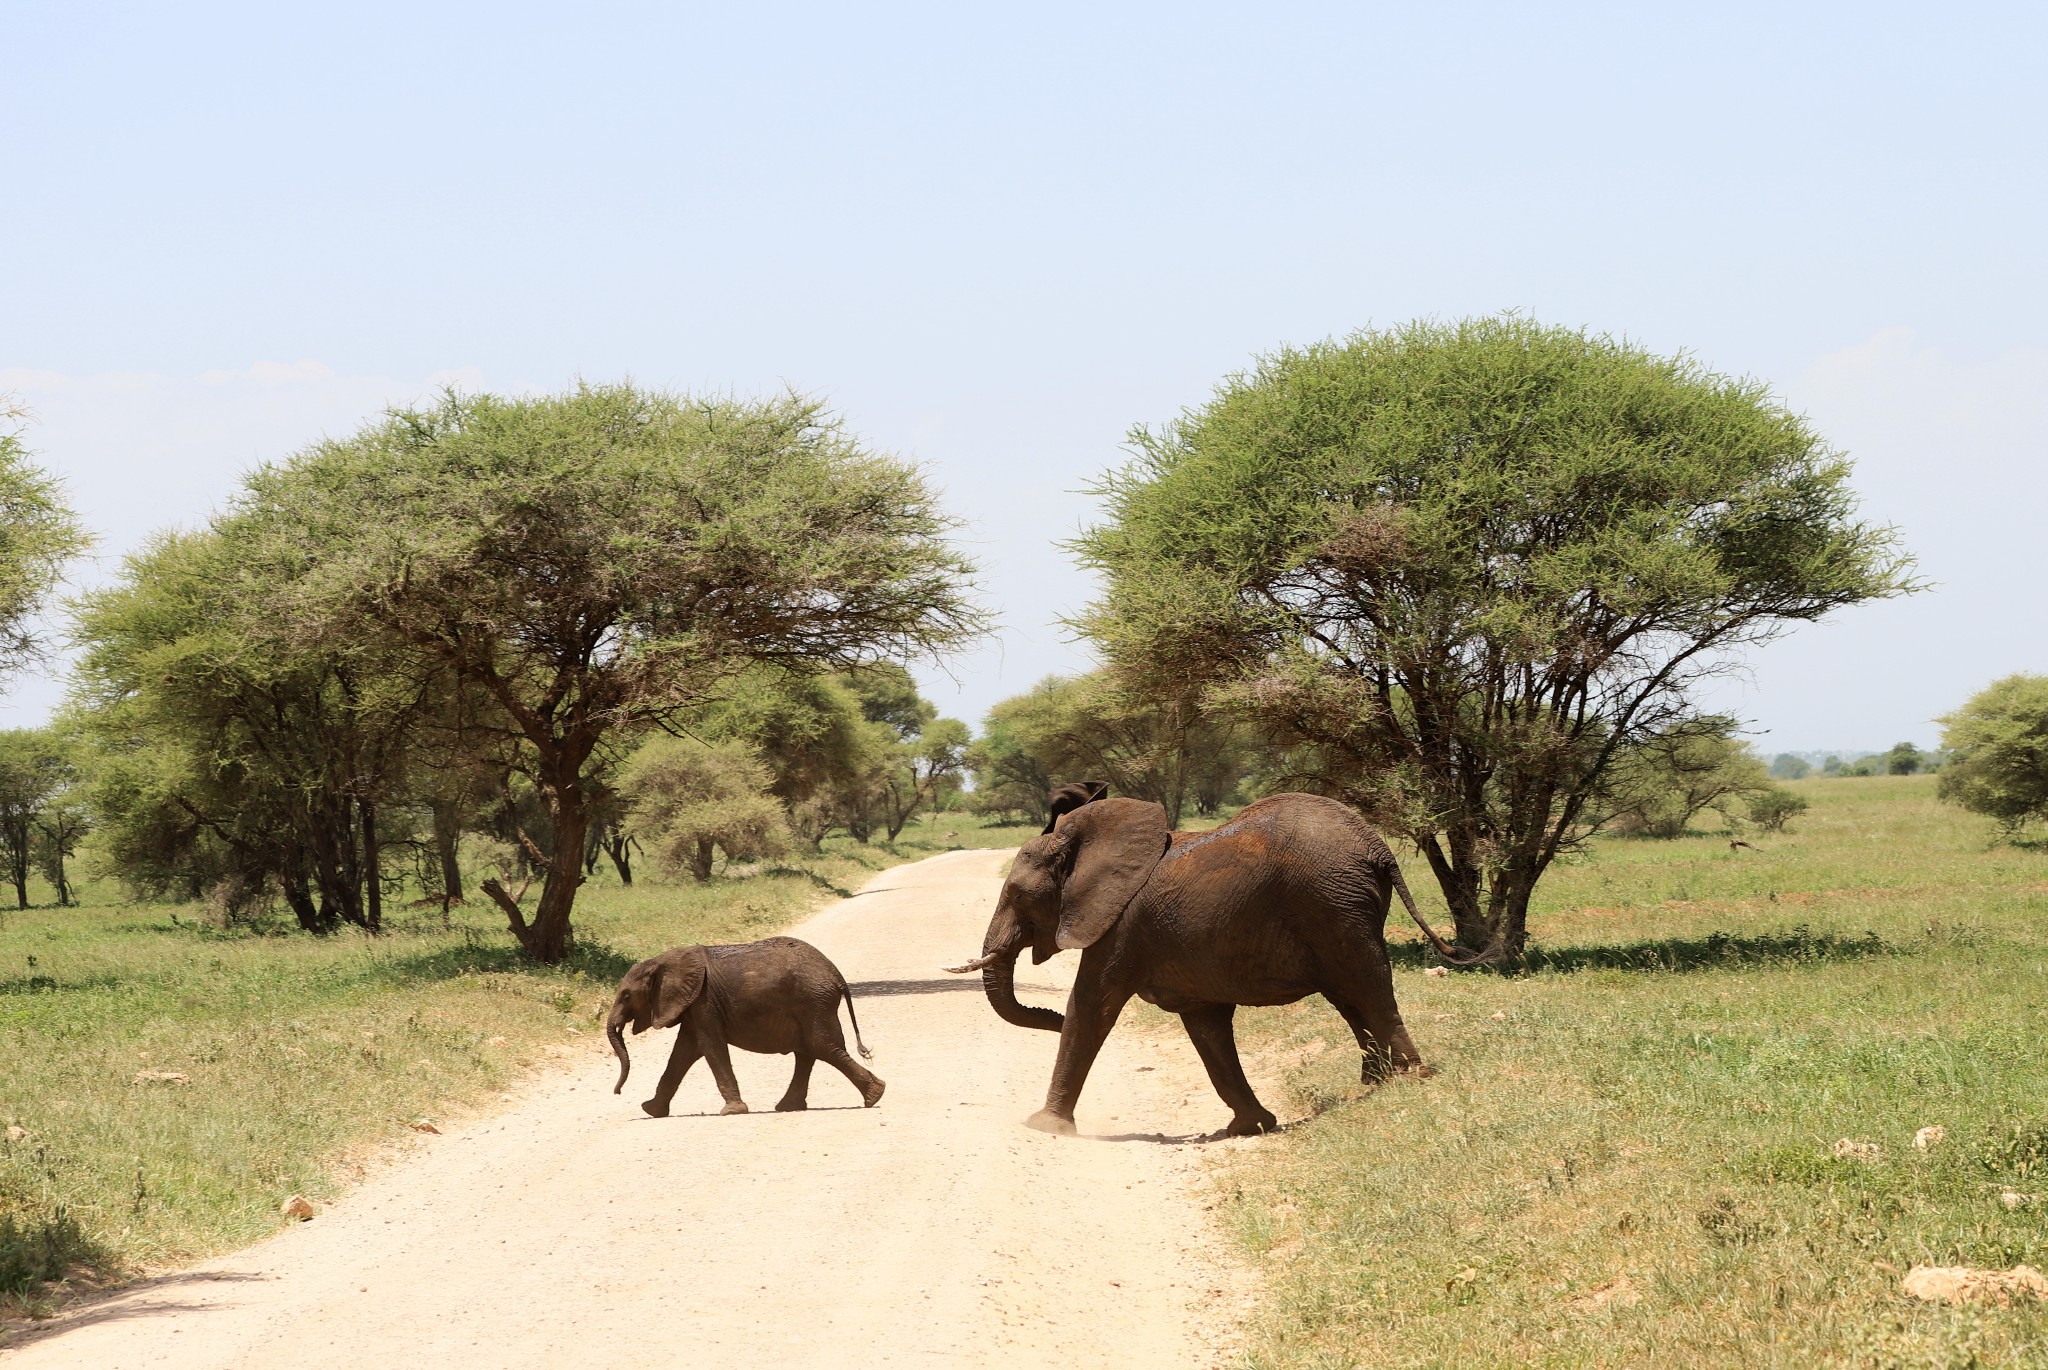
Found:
945,793 -> 1473,1136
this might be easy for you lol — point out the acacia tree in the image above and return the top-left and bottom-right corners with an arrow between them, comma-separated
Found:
0,730 -> 67,908
244,385 -> 979,962
71,529 -> 424,930
966,672 -> 1253,827
617,736 -> 792,881
698,666 -> 877,845
861,716 -> 970,841
1078,318 -> 1912,959
1938,674 -> 2048,834
1594,717 -> 1777,839
838,664 -> 971,841
0,400 -> 88,682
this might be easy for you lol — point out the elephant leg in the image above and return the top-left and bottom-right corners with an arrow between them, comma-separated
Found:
1179,1003 -> 1278,1136
818,1043 -> 886,1107
643,1033 -> 702,1118
1030,959 -> 1132,1135
775,1055 -> 817,1111
1326,944 -> 1427,1083
699,1032 -> 749,1115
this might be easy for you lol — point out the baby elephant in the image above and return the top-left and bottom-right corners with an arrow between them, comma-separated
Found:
606,936 -> 884,1118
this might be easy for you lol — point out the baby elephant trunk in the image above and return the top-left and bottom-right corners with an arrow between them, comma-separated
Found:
607,1002 -> 631,1094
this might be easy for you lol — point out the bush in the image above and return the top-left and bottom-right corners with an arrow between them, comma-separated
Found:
617,737 -> 793,881
1601,719 -> 1775,838
1937,675 -> 2048,834
1746,786 -> 1809,832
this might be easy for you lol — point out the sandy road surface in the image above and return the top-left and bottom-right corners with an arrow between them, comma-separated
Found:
8,849 -> 1262,1368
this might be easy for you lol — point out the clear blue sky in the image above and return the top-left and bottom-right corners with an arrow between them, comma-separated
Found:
5,2 -> 2043,751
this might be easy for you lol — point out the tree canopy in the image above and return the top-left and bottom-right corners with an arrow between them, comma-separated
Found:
69,528 -> 426,930
0,401 -> 89,683
617,736 -> 792,881
966,671 -> 1253,827
1938,674 -> 2048,834
0,729 -> 73,909
1593,717 -> 1784,839
1076,317 -> 1912,958
230,384 -> 980,961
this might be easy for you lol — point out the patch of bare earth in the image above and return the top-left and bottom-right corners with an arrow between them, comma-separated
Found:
4,850 -> 1259,1368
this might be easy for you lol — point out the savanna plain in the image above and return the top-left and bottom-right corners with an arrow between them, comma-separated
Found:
4,778 -> 2046,1368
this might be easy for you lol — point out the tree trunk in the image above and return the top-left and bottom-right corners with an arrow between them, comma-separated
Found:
523,872 -> 577,962
280,856 -> 328,932
605,829 -> 633,886
7,818 -> 28,909
359,797 -> 382,933
483,758 -> 588,965
310,819 -> 364,929
691,837 -> 715,883
1420,832 -> 1492,953
431,799 -> 464,905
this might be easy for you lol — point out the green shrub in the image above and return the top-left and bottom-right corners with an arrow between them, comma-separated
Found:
1939,674 -> 2048,834
1747,786 -> 1810,832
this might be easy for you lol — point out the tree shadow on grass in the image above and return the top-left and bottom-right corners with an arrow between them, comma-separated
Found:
0,973 -> 126,997
759,866 -> 856,899
363,934 -> 638,988
1388,923 -> 1900,976
0,1208 -> 120,1317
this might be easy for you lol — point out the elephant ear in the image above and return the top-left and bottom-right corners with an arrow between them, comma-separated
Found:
1055,798 -> 1170,951
647,946 -> 709,1030
1042,779 -> 1111,835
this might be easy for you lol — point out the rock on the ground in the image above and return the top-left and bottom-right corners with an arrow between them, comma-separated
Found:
280,1195 -> 316,1221
1912,1125 -> 1946,1150
1901,1264 -> 2048,1306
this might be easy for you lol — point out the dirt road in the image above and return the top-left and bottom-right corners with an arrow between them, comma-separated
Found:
7,849 -> 1261,1368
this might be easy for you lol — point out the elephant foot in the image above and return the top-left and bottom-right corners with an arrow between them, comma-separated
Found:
1225,1109 -> 1280,1137
861,1077 -> 886,1108
1025,1108 -> 1077,1136
719,1100 -> 749,1116
773,1097 -> 808,1112
640,1099 -> 670,1118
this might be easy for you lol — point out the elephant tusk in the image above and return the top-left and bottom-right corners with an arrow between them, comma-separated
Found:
943,953 -> 1001,974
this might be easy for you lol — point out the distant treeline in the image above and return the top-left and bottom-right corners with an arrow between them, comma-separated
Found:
14,319 -> 2047,968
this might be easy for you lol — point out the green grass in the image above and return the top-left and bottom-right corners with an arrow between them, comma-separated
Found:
0,808 -> 1039,1320
1215,776 -> 2048,1368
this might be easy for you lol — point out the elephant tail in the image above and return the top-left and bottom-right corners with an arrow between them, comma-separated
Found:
1386,860 -> 1497,967
838,973 -> 874,1060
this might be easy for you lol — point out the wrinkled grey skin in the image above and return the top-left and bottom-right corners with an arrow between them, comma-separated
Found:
607,936 -> 884,1117
951,793 -> 1462,1138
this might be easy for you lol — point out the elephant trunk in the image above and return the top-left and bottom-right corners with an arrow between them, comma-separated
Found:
607,1000 -> 631,1094
983,947 -> 1063,1033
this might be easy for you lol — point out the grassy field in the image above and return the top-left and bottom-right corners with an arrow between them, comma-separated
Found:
1217,775 -> 2048,1368
13,780 -> 2047,1363
0,808 -> 1039,1320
